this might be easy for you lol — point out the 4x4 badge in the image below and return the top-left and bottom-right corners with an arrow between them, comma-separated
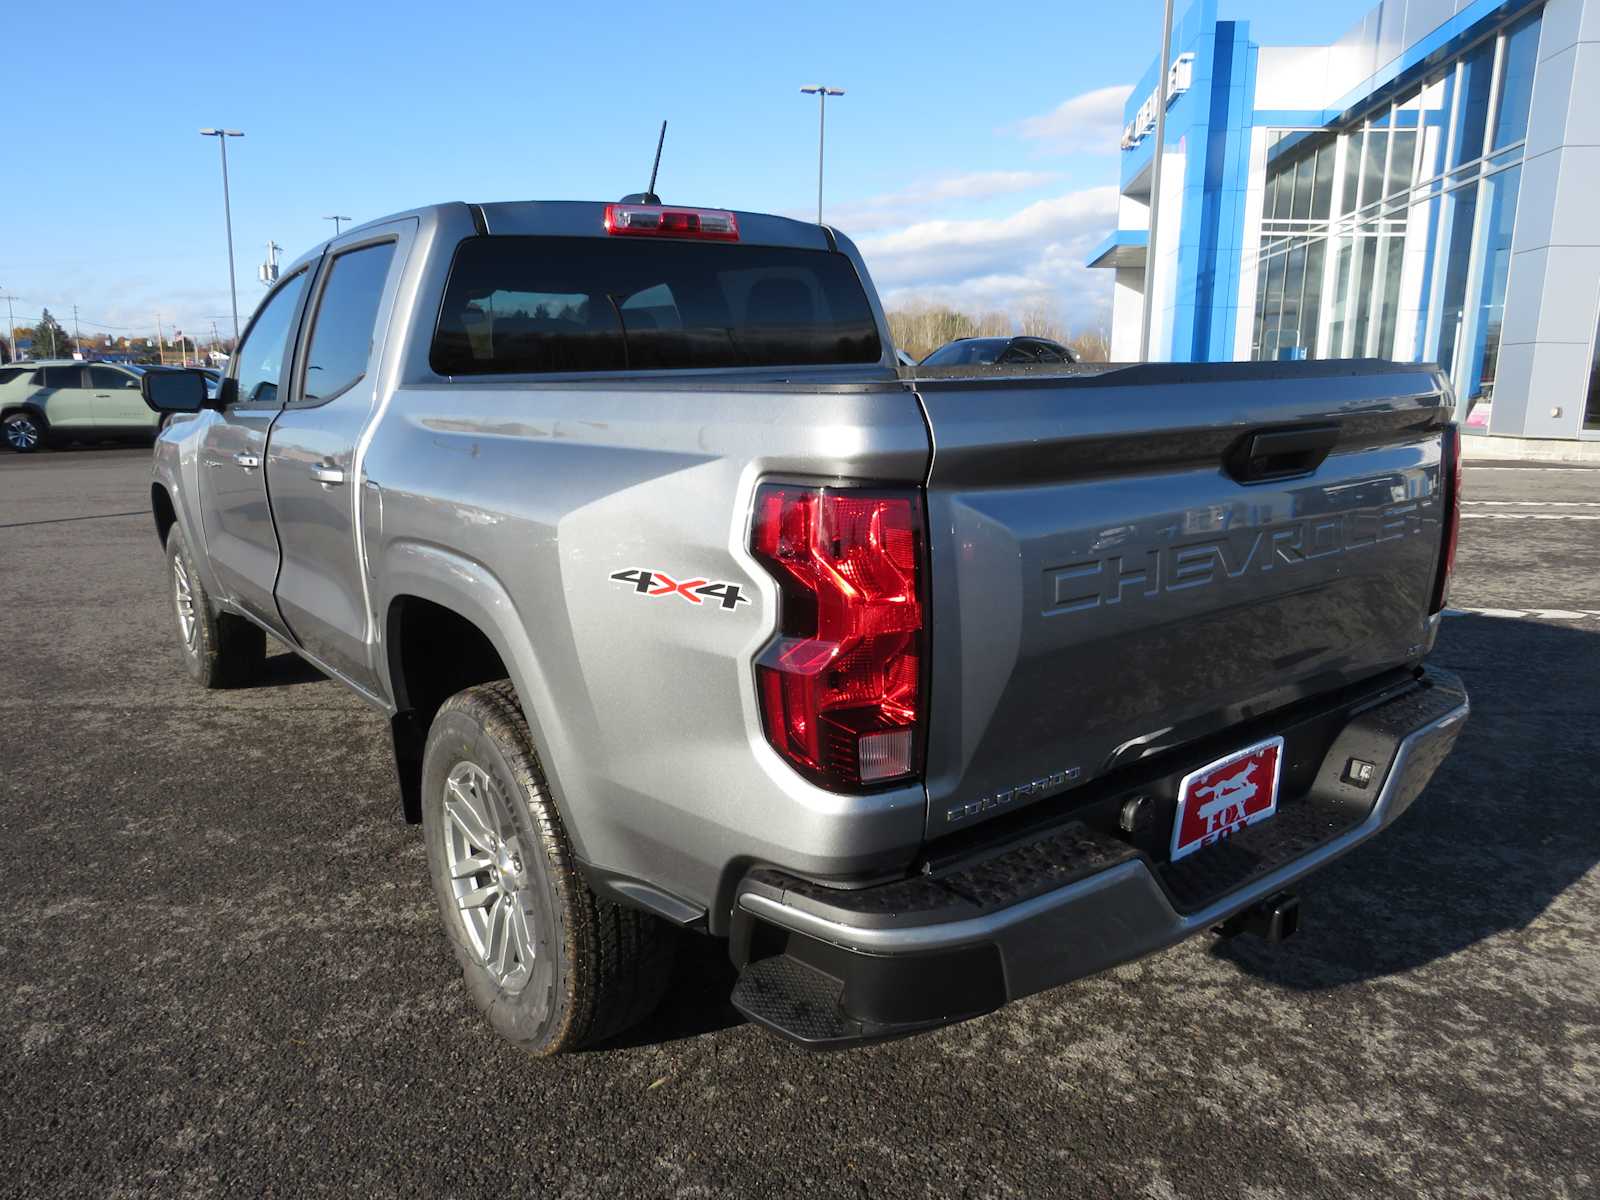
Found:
610,569 -> 752,611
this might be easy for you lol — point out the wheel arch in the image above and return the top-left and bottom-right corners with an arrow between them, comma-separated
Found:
1,403 -> 48,442
378,546 -> 576,844
152,482 -> 178,547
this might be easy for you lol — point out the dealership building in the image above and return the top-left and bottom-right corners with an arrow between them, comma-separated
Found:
1089,0 -> 1599,441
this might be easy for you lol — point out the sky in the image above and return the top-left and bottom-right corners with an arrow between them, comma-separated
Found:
0,0 -> 1380,347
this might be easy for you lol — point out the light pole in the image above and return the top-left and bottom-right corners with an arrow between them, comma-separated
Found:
1139,0 -> 1176,362
200,128 -> 245,343
799,85 -> 845,225
324,215 -> 351,237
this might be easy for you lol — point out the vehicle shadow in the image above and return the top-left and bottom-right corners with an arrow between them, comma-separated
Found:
242,650 -> 330,689
587,930 -> 745,1051
1215,614 -> 1600,988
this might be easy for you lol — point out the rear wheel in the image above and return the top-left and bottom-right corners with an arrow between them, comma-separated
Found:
3,410 -> 47,452
165,525 -> 265,687
422,680 -> 675,1054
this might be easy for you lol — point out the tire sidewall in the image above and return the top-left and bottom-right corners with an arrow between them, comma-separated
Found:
421,703 -> 574,1050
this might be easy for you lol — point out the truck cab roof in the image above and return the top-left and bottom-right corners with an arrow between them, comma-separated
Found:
286,200 -> 839,280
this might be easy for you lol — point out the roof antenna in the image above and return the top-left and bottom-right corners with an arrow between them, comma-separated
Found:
621,121 -> 667,205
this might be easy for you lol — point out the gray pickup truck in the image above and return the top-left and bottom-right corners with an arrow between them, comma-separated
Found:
144,199 -> 1468,1054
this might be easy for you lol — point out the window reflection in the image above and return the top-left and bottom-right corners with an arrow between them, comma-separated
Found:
1586,305 -> 1600,431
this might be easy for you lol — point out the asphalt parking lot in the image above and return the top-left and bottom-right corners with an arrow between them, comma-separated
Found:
2,445 -> 1597,1199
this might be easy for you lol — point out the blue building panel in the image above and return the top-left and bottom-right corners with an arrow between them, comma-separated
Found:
1091,0 -> 1598,440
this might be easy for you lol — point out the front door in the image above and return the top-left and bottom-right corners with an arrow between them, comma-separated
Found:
87,365 -> 152,430
266,229 -> 407,693
197,268 -> 313,629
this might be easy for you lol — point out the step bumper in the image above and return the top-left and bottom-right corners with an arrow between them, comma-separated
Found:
730,667 -> 1469,1047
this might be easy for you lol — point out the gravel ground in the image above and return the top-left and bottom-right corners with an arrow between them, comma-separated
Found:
1,446 -> 1596,1199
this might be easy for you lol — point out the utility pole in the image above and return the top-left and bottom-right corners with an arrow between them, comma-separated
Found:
200,128 -> 245,342
799,85 -> 845,225
324,215 -> 351,237
155,313 -> 166,366
1139,0 -> 1177,362
0,292 -> 17,363
72,304 -> 83,359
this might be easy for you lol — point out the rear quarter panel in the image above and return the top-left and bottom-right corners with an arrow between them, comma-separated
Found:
364,378 -> 932,920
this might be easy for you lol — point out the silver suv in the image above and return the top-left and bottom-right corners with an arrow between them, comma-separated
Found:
1,360 -> 165,451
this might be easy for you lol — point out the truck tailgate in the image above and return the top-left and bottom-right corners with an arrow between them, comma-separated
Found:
915,361 -> 1451,837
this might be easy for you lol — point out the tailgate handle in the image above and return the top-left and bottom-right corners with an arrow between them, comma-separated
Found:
1228,425 -> 1340,483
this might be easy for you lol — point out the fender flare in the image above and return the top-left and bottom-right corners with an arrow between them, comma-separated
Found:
377,539 -> 592,857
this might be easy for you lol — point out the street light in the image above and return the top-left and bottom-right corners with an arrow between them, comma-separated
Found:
799,85 -> 845,225
199,128 -> 245,343
324,215 -> 351,237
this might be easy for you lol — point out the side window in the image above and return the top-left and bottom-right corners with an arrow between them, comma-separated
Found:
42,366 -> 85,388
0,367 -> 23,384
233,271 -> 309,406
997,343 -> 1038,365
90,366 -> 138,389
301,241 -> 397,404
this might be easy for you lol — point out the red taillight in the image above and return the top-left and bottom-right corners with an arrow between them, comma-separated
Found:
1431,424 -> 1463,613
751,485 -> 925,790
603,204 -> 740,241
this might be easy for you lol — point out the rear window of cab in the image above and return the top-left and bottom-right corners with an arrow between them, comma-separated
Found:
430,236 -> 882,375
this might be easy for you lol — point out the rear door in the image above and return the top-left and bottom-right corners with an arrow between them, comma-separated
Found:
39,365 -> 95,428
197,267 -> 313,629
266,224 -> 409,694
88,365 -> 151,428
915,362 -> 1451,837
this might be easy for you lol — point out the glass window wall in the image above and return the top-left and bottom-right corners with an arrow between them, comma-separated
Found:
1248,10 -> 1543,419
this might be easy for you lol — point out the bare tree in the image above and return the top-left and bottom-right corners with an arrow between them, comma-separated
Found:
1067,329 -> 1112,362
1016,306 -> 1069,344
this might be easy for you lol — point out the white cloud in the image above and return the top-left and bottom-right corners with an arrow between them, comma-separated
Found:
856,185 -> 1119,327
813,170 -> 1062,234
1013,84 -> 1134,156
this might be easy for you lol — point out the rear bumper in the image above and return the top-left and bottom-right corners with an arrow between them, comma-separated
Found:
729,666 -> 1468,1047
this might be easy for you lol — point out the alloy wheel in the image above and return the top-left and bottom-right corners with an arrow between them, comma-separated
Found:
4,415 -> 39,450
172,554 -> 198,651
443,761 -> 536,991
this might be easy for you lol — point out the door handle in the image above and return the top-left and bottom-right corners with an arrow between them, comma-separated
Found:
232,452 -> 261,470
310,464 -> 346,486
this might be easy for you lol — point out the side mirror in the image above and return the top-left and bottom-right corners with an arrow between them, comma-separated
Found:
141,369 -> 209,414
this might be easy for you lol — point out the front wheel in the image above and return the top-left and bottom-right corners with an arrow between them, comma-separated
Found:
421,680 -> 675,1054
3,410 -> 47,452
